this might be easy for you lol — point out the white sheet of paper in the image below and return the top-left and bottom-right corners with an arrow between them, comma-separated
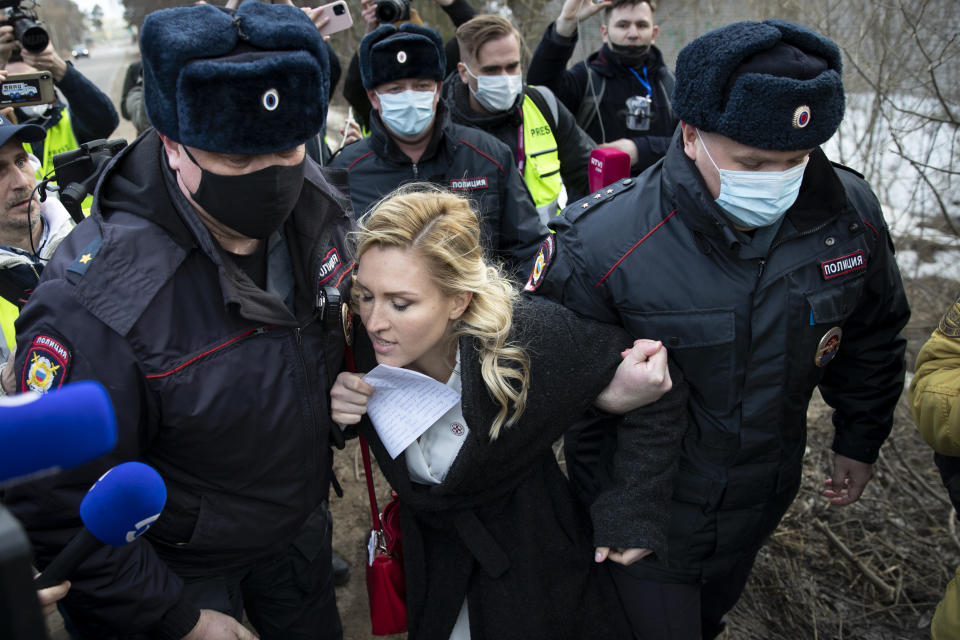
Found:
363,364 -> 461,459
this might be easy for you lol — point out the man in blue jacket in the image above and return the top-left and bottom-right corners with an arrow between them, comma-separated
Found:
3,3 -> 352,638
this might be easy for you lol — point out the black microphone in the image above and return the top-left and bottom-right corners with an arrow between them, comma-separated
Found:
34,462 -> 167,590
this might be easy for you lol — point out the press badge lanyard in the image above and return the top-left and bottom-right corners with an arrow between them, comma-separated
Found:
516,121 -> 525,173
629,66 -> 652,98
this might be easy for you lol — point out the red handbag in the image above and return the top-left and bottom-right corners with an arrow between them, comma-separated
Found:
360,435 -> 407,635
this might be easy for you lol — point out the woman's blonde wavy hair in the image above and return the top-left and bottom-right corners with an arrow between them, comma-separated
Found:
353,184 -> 531,439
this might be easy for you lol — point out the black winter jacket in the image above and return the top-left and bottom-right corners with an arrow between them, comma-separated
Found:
527,22 -> 676,173
5,131 -> 354,637
535,132 -> 910,579
442,78 -> 596,202
354,295 -> 686,640
330,104 -> 546,277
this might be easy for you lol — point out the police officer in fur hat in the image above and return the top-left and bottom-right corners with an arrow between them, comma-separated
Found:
331,22 -> 546,278
528,19 -> 910,638
3,2 -> 352,638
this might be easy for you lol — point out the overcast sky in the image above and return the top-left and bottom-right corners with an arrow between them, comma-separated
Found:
74,0 -> 125,20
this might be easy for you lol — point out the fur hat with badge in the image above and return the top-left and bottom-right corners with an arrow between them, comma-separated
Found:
672,19 -> 845,151
140,0 -> 329,154
359,23 -> 446,90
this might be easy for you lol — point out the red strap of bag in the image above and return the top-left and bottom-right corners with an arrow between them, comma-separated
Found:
360,435 -> 381,531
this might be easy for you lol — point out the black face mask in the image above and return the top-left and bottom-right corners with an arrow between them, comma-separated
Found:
182,146 -> 305,239
609,42 -> 650,67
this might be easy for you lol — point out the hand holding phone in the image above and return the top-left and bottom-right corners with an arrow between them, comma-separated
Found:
0,72 -> 54,107
316,1 -> 353,37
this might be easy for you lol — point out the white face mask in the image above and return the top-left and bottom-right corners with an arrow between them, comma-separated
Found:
464,65 -> 523,113
697,128 -> 808,228
376,88 -> 436,139
20,104 -> 51,118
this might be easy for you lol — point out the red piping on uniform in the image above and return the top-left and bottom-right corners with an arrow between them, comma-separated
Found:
456,139 -> 505,175
862,220 -> 879,237
335,261 -> 356,288
347,150 -> 376,170
146,326 -> 273,379
596,210 -> 678,287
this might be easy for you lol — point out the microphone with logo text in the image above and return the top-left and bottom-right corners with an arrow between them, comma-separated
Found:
33,462 -> 167,590
0,381 -> 118,487
588,147 -> 632,193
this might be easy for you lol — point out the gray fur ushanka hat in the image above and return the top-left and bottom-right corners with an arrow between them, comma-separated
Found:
673,19 -> 845,151
140,0 -> 329,154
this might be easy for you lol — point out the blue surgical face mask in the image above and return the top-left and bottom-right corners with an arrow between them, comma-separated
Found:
696,128 -> 808,228
376,88 -> 437,139
463,65 -> 523,113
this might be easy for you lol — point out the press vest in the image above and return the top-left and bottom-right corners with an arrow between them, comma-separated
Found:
33,109 -> 78,182
31,109 -> 92,216
0,297 -> 16,357
521,94 -> 562,225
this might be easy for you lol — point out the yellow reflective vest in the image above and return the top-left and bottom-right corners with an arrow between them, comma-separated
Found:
0,297 -> 17,356
32,108 -> 79,182
30,109 -> 92,216
520,93 -> 562,226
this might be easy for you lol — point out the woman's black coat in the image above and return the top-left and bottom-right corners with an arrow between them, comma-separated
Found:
355,295 -> 687,640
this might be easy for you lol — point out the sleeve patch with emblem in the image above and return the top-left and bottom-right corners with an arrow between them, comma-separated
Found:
523,235 -> 555,293
21,334 -> 72,394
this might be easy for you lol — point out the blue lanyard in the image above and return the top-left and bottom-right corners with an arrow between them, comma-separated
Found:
628,66 -> 651,98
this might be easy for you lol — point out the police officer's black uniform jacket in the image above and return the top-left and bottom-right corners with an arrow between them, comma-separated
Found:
442,77 -> 596,201
330,103 -> 546,277
5,131 -> 355,636
527,24 -> 676,173
532,131 -> 910,580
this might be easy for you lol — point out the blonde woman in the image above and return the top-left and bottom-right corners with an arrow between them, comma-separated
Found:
331,186 -> 686,640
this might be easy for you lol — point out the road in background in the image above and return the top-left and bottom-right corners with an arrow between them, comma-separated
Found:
69,38 -> 139,143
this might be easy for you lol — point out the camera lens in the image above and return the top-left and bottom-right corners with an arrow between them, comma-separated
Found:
374,0 -> 408,24
333,4 -> 345,15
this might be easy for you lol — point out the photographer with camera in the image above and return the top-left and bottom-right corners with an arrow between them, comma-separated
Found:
526,0 -> 676,175
341,0 -> 476,134
0,16 -> 118,186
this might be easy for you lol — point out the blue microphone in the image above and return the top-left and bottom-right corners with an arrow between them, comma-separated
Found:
34,461 -> 167,590
0,380 -> 118,486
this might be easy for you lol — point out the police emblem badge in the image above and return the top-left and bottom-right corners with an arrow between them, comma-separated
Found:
523,235 -> 555,293
814,327 -> 842,367
21,334 -> 71,393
